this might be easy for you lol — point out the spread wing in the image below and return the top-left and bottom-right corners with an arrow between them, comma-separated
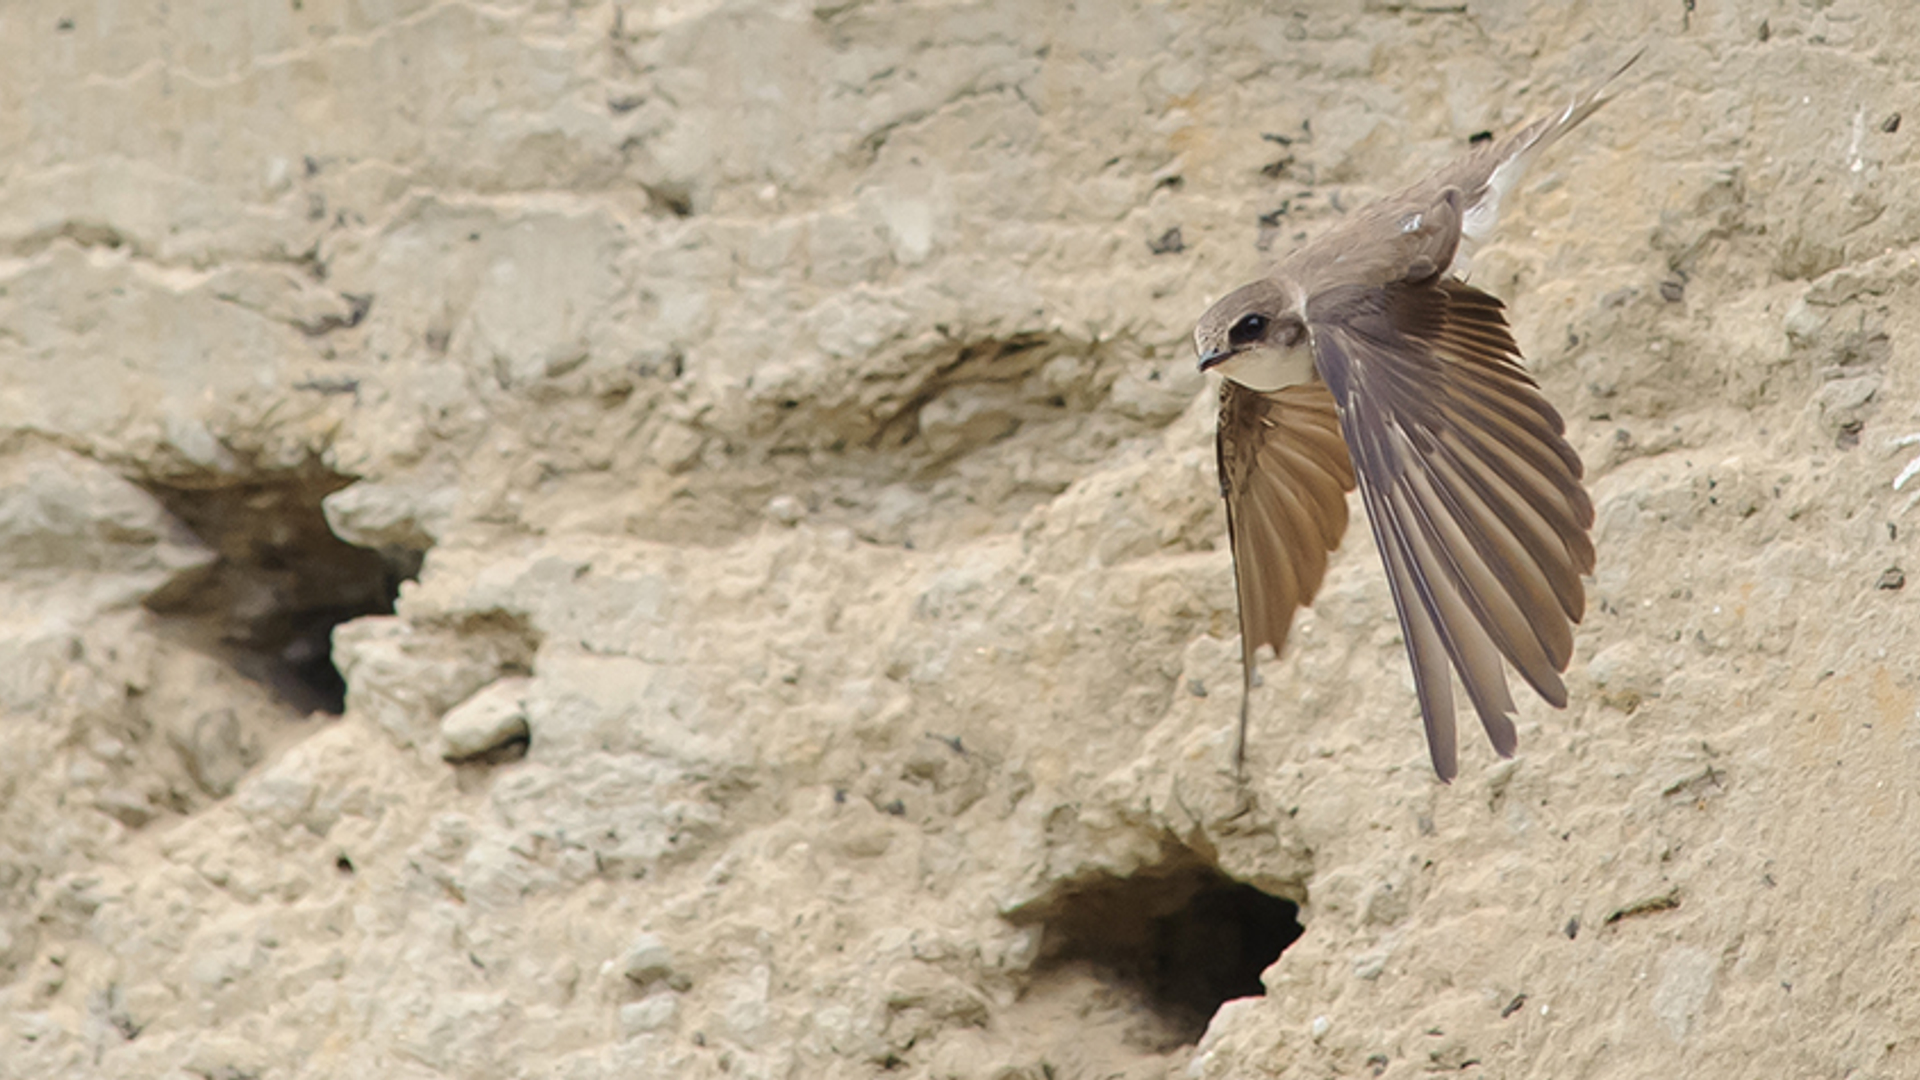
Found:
1217,380 -> 1357,770
1307,277 -> 1594,781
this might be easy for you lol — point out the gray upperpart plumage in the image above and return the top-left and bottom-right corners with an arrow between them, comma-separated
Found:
1197,53 -> 1637,781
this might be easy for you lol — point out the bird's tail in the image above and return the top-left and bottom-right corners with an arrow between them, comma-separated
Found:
1458,49 -> 1645,256
1518,49 -> 1646,166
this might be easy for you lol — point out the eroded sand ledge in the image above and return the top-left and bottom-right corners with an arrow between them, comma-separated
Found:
1,4 -> 1917,1078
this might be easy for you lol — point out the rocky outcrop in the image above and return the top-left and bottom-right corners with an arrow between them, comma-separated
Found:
2,3 -> 1917,1079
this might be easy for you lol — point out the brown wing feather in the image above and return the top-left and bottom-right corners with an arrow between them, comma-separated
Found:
1217,380 -> 1357,770
1307,277 -> 1592,780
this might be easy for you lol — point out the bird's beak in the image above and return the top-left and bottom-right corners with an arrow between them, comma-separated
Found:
1197,347 -> 1231,373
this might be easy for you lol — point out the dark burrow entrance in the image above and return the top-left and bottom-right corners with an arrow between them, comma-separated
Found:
140,463 -> 424,715
1016,855 -> 1304,1047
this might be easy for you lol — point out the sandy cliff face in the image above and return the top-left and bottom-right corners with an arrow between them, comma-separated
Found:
1,2 -> 1917,1078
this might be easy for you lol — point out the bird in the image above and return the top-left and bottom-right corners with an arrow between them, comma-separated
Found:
1193,55 -> 1637,781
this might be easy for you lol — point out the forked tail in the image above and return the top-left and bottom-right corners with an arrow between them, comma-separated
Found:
1458,49 -> 1646,260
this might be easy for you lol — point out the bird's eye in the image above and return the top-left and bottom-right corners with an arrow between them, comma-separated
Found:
1228,314 -> 1269,346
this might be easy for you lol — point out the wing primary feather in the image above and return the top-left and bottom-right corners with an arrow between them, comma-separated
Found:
1395,451 -> 1559,732
1386,454 -> 1520,755
1218,381 -> 1357,775
1353,459 -> 1460,780
1426,438 -> 1580,672
1401,453 -> 1564,696
1433,426 -> 1590,618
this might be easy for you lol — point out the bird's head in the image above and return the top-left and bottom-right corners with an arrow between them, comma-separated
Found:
1193,280 -> 1312,393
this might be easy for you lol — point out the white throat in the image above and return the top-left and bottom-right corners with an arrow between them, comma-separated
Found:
1215,339 -> 1317,393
